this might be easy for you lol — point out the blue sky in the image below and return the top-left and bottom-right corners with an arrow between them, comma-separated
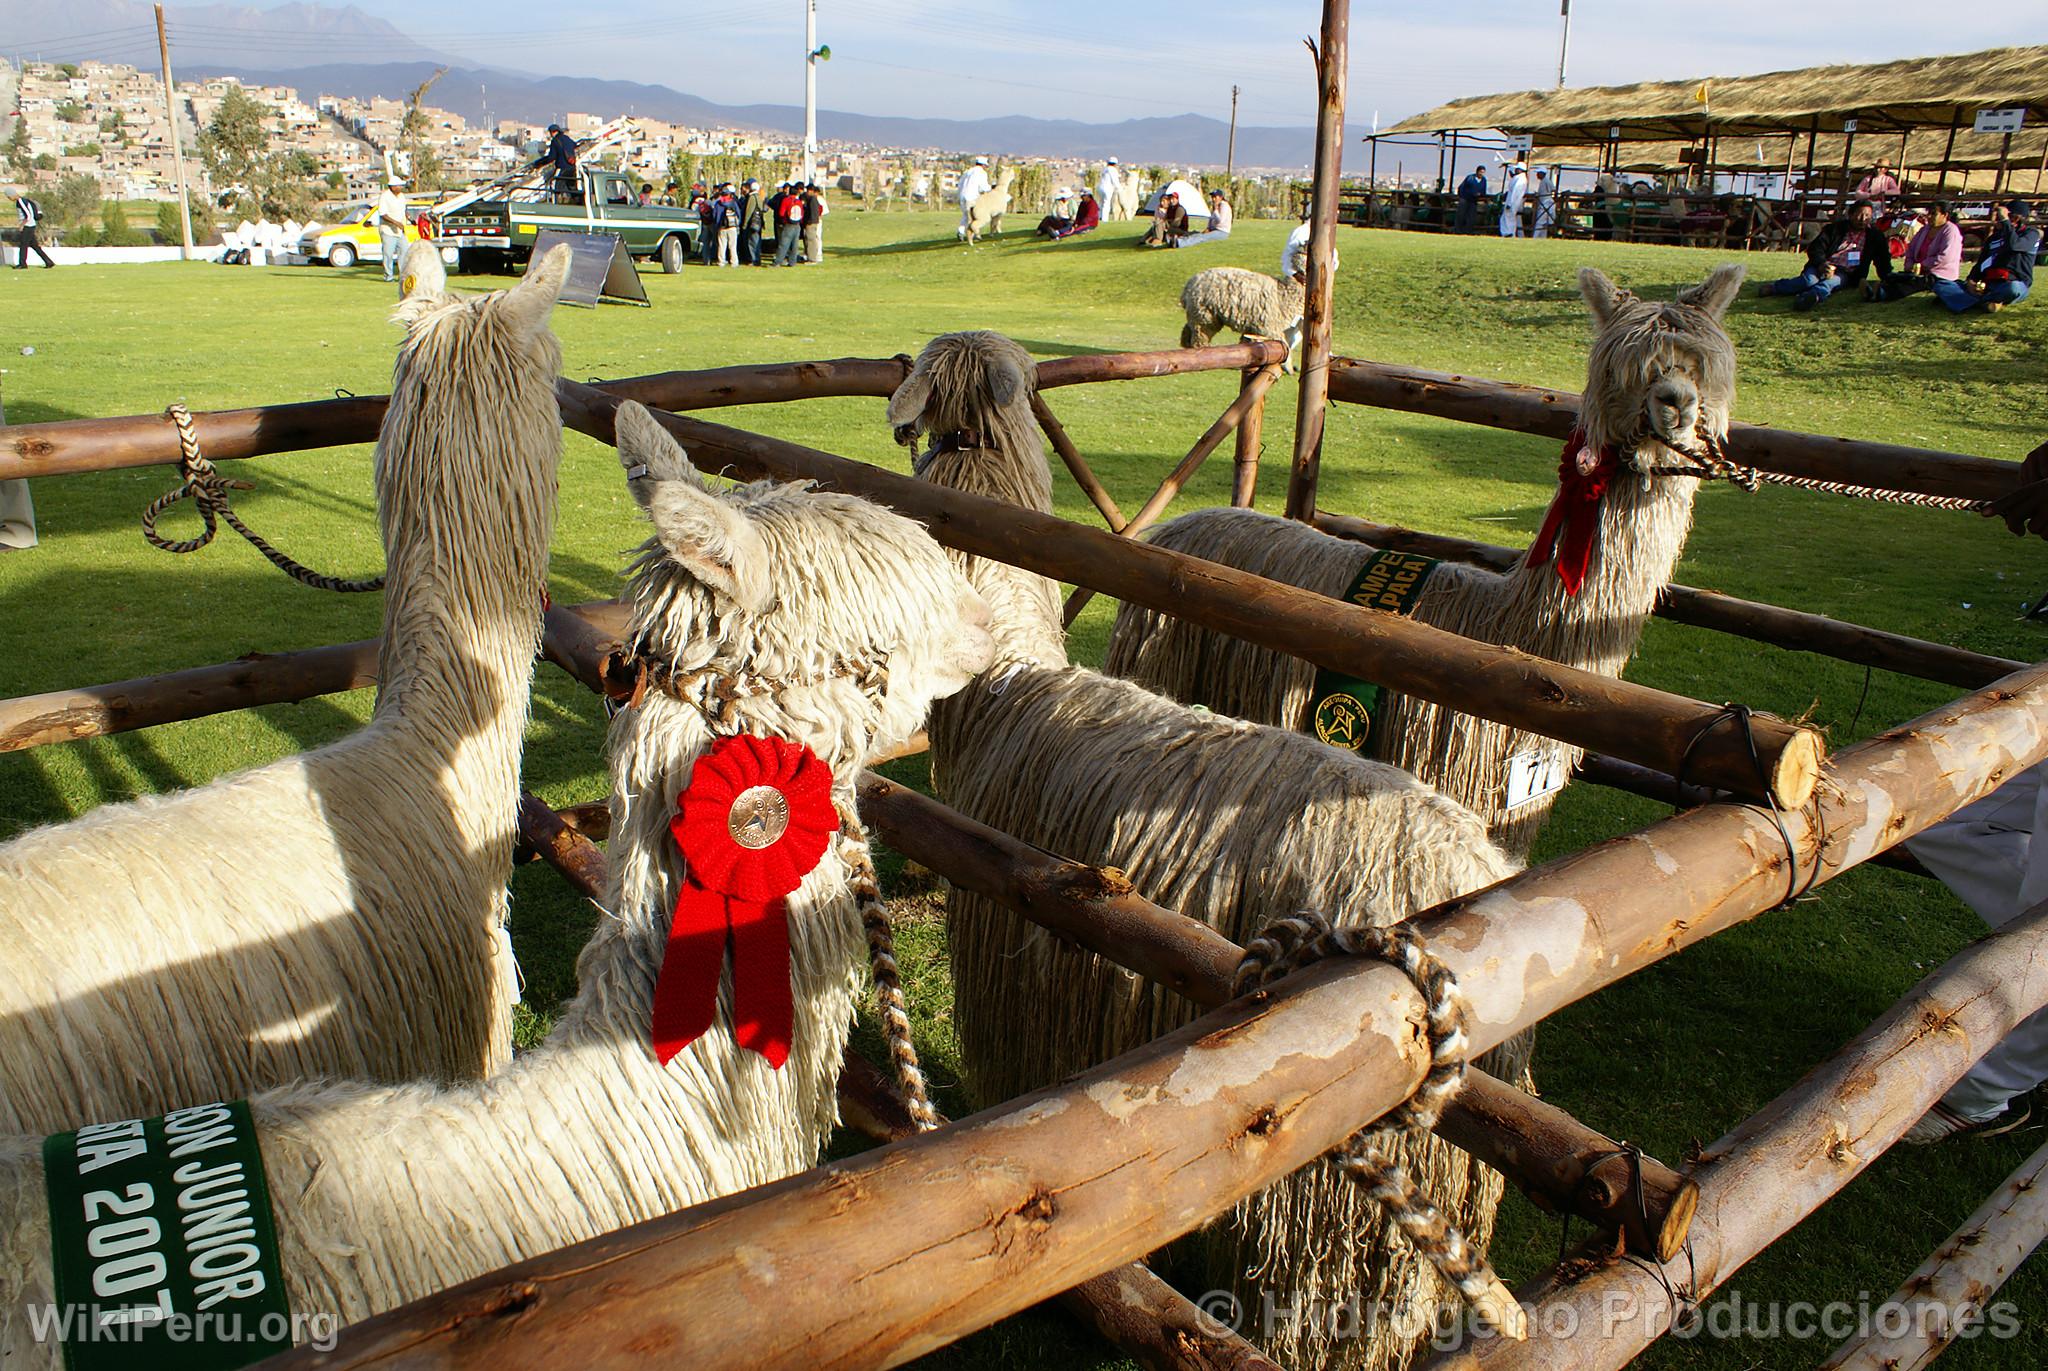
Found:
44,1 -> 2045,127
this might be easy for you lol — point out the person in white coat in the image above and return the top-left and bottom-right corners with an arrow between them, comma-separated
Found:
957,156 -> 991,240
1096,158 -> 1122,219
1499,162 -> 1527,237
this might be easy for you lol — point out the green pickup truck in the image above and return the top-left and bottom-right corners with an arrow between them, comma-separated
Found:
436,166 -> 699,273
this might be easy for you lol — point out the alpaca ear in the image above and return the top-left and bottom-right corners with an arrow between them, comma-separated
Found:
398,241 -> 445,300
1677,263 -> 1747,321
615,402 -> 773,613
1579,267 -> 1622,328
887,364 -> 934,446
494,244 -> 570,338
988,356 -> 1028,410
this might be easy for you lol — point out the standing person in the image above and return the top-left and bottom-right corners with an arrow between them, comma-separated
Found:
1856,159 -> 1901,205
1593,169 -> 1620,241
1944,199 -> 2038,314
773,182 -> 805,266
1531,168 -> 1556,238
739,178 -> 766,266
375,177 -> 409,282
1281,205 -> 1339,280
1175,188 -> 1234,248
1096,157 -> 1122,219
1757,198 -> 1890,310
714,184 -> 740,266
694,183 -> 718,267
802,182 -> 826,264
530,124 -> 580,203
1499,162 -> 1527,237
659,180 -> 681,207
1454,165 -> 1487,233
957,156 -> 991,240
11,188 -> 54,269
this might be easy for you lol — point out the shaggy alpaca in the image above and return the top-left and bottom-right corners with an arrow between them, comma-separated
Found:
1180,266 -> 1307,372
964,166 -> 1017,243
0,403 -> 994,1361
1110,264 -> 1747,858
0,244 -> 572,1137
893,330 -> 1524,1371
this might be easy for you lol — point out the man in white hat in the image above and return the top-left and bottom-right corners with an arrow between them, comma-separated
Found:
1096,157 -> 1122,219
1499,161 -> 1528,238
956,156 -> 991,240
376,176 -> 410,281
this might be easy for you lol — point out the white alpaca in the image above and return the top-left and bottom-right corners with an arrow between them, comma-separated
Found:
0,243 -> 573,1138
1180,266 -> 1307,372
964,167 -> 1016,243
1110,265 -> 1749,858
0,402 -> 994,1363
892,330 -> 1524,1371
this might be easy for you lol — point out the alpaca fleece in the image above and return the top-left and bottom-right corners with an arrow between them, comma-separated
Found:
1180,266 -> 1307,370
1114,264 -> 1747,859
896,330 -> 1522,1371
0,400 -> 994,1362
965,167 -> 1017,243
0,243 -> 570,1137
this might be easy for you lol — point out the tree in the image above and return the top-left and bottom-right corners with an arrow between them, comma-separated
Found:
98,199 -> 146,246
5,121 -> 31,177
53,101 -> 85,123
200,84 -> 321,220
56,63 -> 80,80
42,174 -> 103,234
62,143 -> 101,160
396,67 -> 449,192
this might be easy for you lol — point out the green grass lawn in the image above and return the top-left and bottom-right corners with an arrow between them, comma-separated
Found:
2,210 -> 2045,1368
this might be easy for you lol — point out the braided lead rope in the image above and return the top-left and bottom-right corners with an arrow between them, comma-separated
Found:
833,799 -> 941,1132
143,405 -> 386,592
1749,469 -> 1992,513
607,647 -> 889,728
1234,913 -> 1528,1342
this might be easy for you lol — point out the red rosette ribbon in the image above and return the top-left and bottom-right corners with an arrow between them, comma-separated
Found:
652,733 -> 837,1068
1524,425 -> 1617,597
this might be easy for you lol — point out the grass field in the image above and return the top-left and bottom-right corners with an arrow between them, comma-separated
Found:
2,209 -> 2045,1368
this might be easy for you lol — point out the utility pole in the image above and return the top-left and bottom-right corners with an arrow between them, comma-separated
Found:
154,4 -> 194,260
1556,0 -> 1572,88
1225,84 -> 1239,189
803,0 -> 818,185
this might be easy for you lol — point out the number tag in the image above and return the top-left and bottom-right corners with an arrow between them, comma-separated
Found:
1504,749 -> 1569,812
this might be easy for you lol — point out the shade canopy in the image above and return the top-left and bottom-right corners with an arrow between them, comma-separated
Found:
1385,45 -> 2048,144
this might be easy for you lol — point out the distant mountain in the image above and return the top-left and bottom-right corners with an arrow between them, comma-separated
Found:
0,0 -> 450,71
200,61 -> 1314,168
1,0 -> 1314,168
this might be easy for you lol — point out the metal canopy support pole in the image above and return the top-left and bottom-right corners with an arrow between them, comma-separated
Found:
1283,0 -> 1350,524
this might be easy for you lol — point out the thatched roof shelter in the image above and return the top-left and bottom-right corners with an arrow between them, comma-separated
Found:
1539,128 -> 2047,179
1385,45 -> 2048,144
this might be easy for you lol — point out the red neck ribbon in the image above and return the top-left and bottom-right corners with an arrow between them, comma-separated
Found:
653,734 -> 837,1068
1524,426 -> 1617,597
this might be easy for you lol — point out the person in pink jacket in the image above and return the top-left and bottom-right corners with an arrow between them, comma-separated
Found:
1867,200 -> 1961,301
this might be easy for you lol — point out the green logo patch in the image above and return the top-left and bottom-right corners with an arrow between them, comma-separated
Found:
1306,550 -> 1440,753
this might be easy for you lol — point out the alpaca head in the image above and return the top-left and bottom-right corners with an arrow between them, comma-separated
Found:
887,331 -> 1049,509
1577,263 -> 1743,474
614,401 -> 994,762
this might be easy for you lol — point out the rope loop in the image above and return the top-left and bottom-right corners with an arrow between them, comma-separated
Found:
142,404 -> 386,593
1235,911 -> 1526,1341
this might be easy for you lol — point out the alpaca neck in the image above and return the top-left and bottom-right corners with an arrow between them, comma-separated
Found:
920,434 -> 1066,667
1497,446 -> 1698,676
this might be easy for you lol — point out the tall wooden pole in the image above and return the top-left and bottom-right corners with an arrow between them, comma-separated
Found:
154,4 -> 194,260
1225,83 -> 1239,189
1556,0 -> 1571,88
1937,106 -> 1960,191
1283,0 -> 1348,523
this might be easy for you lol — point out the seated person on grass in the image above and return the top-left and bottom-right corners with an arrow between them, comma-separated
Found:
1939,198 -> 2038,314
1868,201 -> 1959,301
1139,191 -> 1189,248
1037,190 -> 1076,238
1757,199 -> 1890,310
1175,189 -> 1234,248
1044,192 -> 1100,241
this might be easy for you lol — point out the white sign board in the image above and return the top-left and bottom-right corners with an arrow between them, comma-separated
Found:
1976,108 -> 2027,135
1505,133 -> 1533,154
1503,748 -> 1570,812
1841,118 -> 1857,134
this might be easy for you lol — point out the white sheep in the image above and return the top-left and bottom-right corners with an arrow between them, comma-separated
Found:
0,244 -> 571,1138
1180,266 -> 1307,372
0,402 -> 995,1364
964,166 -> 1017,244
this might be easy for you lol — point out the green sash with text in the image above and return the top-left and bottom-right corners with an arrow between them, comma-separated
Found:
42,1099 -> 291,1371
1307,549 -> 1440,753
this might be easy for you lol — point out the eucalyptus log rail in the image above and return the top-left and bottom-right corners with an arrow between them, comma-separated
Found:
0,600 -> 630,754
1231,369 -> 1267,507
1312,511 -> 2024,691
1283,0 -> 1348,523
856,774 -> 1699,1260
1326,358 -> 2019,505
553,384 -> 1824,809
257,659 -> 2048,1371
1029,393 -> 1127,532
1819,1137 -> 2048,1371
1063,364 -> 1281,623
1425,898 -> 2048,1371
0,342 -> 1286,482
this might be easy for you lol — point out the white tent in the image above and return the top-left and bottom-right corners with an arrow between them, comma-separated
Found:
1141,178 -> 1212,225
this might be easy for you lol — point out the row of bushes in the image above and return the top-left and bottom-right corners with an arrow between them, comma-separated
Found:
14,197 -> 220,248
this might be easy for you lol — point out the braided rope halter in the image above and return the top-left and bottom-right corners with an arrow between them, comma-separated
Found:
606,641 -> 941,1131
1235,912 -> 1528,1342
142,404 -> 386,592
